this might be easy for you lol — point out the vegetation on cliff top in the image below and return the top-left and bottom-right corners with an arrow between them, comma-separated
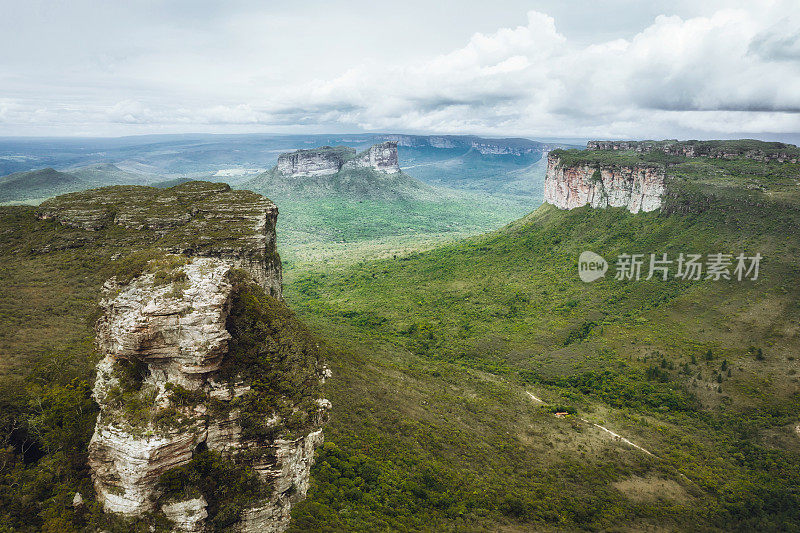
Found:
37,180 -> 279,258
592,139 -> 800,158
281,145 -> 356,161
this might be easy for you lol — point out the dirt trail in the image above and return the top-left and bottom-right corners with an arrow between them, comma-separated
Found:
526,391 -> 544,403
579,418 -> 655,456
526,389 -> 656,457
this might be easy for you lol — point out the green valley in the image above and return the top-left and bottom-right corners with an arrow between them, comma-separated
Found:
0,141 -> 798,532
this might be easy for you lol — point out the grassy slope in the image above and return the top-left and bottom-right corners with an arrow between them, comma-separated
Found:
284,157 -> 800,531
0,151 -> 798,531
276,195 -> 535,269
243,166 -> 436,201
0,168 -> 86,203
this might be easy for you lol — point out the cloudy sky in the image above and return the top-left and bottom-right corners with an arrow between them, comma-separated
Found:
1,0 -> 799,140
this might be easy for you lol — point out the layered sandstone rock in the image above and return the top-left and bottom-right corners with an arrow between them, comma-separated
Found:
341,141 -> 400,174
275,142 -> 400,177
544,153 -> 665,213
88,256 -> 329,531
276,146 -> 356,177
37,181 -> 282,297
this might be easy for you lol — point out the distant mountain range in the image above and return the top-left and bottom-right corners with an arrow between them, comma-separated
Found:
0,163 -> 156,203
0,134 -> 579,204
0,168 -> 83,203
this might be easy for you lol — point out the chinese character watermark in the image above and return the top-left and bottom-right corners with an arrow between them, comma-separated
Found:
579,251 -> 761,282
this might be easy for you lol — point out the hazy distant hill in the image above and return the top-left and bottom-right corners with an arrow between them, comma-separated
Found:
0,168 -> 86,203
66,163 -> 153,185
0,163 -> 156,204
0,134 -> 577,197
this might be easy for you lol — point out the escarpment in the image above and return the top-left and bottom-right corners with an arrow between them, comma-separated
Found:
544,152 -> 665,213
275,142 -> 399,178
89,256 -> 329,531
341,141 -> 400,174
375,134 -> 548,155
276,146 -> 356,177
545,139 -> 800,215
243,141 -> 434,200
37,181 -> 282,297
587,139 -> 800,163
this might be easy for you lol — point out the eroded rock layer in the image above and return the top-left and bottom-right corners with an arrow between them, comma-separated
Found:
544,153 -> 665,213
341,141 -> 400,174
276,146 -> 356,177
275,142 -> 400,177
88,256 -> 329,532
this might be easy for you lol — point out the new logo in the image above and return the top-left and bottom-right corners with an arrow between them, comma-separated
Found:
578,251 -> 608,282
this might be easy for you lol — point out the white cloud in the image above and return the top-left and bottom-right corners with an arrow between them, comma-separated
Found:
0,1 -> 798,138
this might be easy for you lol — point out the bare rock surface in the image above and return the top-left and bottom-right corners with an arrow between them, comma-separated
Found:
544,153 -> 665,213
161,497 -> 208,532
88,255 -> 329,531
277,146 -> 356,176
96,258 -> 233,385
341,141 -> 400,174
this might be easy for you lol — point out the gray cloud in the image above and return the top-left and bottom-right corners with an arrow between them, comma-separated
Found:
0,1 -> 798,139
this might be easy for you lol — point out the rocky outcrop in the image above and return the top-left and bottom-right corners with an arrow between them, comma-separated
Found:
587,139 -> 800,163
234,429 -> 324,532
275,142 -> 400,177
88,256 -> 329,531
276,146 -> 356,177
341,141 -> 400,174
544,153 -> 665,213
242,141 -> 430,200
37,181 -> 282,298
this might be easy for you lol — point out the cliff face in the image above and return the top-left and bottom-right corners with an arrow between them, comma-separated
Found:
37,182 -> 282,298
88,256 -> 329,531
544,153 -> 665,213
341,141 -> 400,174
587,139 -> 800,163
276,146 -> 356,177
275,142 -> 399,178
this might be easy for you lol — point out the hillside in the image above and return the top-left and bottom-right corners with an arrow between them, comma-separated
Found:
0,164 -> 156,204
245,166 -> 437,201
66,163 -> 153,185
283,141 -> 800,531
0,168 -> 86,203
